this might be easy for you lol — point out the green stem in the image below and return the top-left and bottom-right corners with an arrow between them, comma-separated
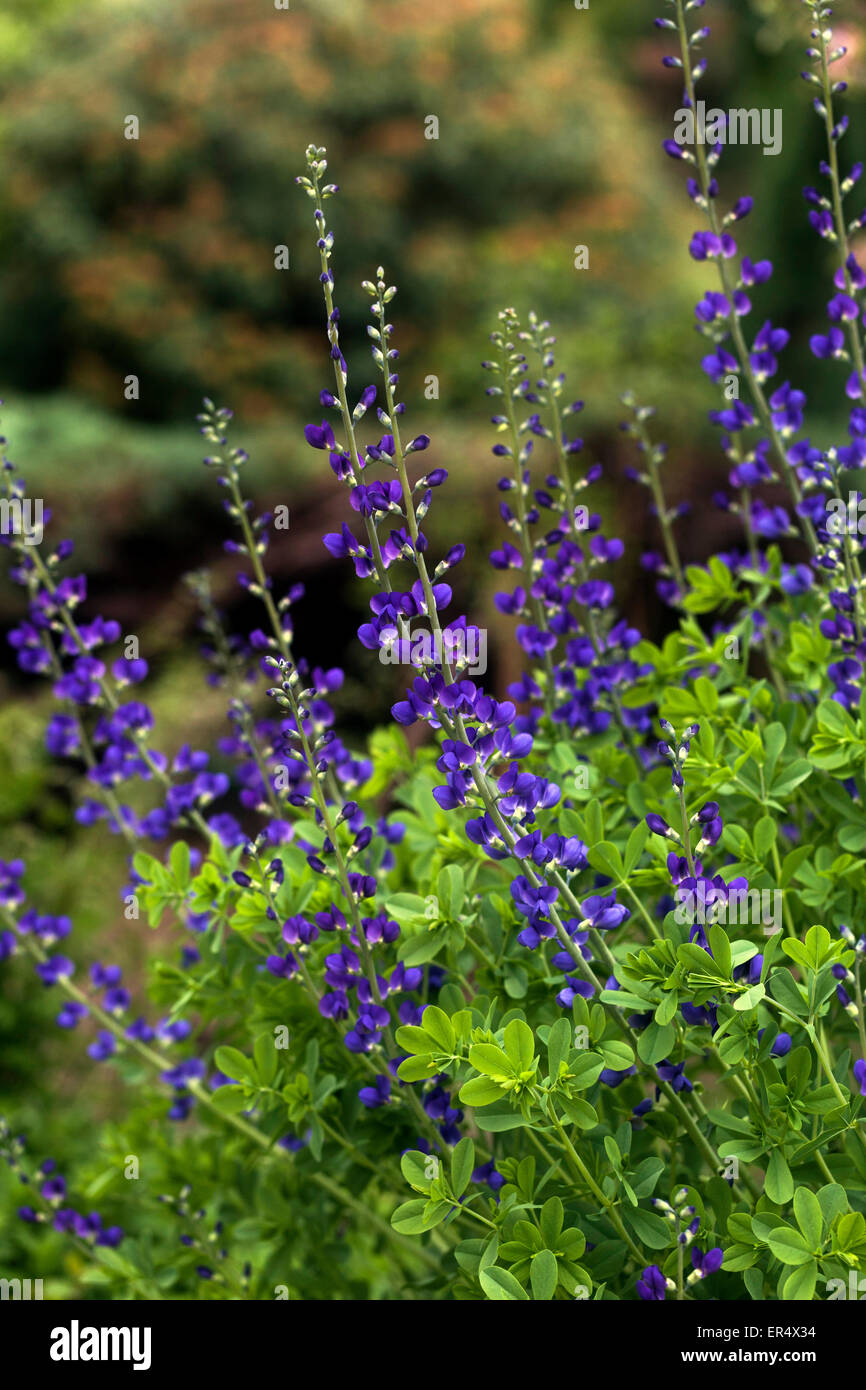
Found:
545,1098 -> 646,1266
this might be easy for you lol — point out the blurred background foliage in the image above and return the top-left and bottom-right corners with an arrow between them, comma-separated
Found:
2,0 -> 866,1293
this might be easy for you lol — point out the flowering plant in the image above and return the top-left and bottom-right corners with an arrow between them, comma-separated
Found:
2,0 -> 866,1305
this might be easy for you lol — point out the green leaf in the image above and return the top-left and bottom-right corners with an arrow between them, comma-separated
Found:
722,1244 -> 759,1272
720,1138 -> 766,1163
753,1216 -> 790,1252
479,1266 -> 530,1301
780,845 -> 812,888
214,1046 -> 255,1083
801,1083 -> 848,1114
772,760 -> 813,798
395,1024 -> 437,1056
833,1210 -> 866,1255
210,1084 -> 249,1114
709,1109 -> 755,1136
420,1006 -> 456,1052
472,1110 -> 532,1132
597,1041 -> 635,1070
437,863 -> 465,920
480,1233 -> 500,1272
623,821 -> 649,877
766,1226 -> 813,1267
401,1151 -> 434,1194
838,823 -> 866,852
503,1019 -> 535,1072
753,816 -> 777,861
397,927 -> 449,967
678,943 -> 729,981
785,1046 -> 811,1096
558,1096 -> 598,1129
587,840 -> 624,882
763,722 -> 787,782
781,1259 -> 817,1301
567,1052 -> 605,1090
454,1239 -> 486,1275
781,939 -> 811,972
309,1115 -> 324,1162
397,1054 -> 440,1083
744,1267 -> 765,1301
391,1199 -> 451,1235
540,1196 -> 564,1247
707,925 -> 732,980
734,982 -> 766,1012
630,1157 -> 666,1200
814,699 -> 852,737
132,851 -> 160,883
468,1042 -> 512,1079
169,839 -> 191,890
784,924 -> 835,973
816,1184 -> 848,1230
530,1249 -> 558,1301
624,1206 -> 673,1250
459,1076 -> 505,1107
504,964 -> 529,1000
637,1020 -> 676,1066
693,674 -> 719,714
253,1033 -> 278,1086
765,1150 -> 795,1205
386,892 -> 433,924
654,991 -> 678,1028
793,1188 -> 822,1250
584,799 -> 603,847
804,924 -> 832,969
451,1137 -> 475,1198
547,1018 -> 571,1080
768,970 -> 809,1017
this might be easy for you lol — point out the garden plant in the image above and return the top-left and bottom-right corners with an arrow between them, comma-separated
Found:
2,0 -> 866,1306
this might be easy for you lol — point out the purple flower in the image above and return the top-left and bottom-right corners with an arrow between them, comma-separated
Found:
810,326 -> 846,359
637,1265 -> 668,1300
657,1059 -> 692,1093
304,420 -> 337,451
690,1246 -> 723,1281
87,1031 -> 117,1062
161,1058 -> 205,1088
358,1075 -> 391,1109
577,892 -> 629,932
689,230 -> 736,261
266,952 -> 298,980
472,1159 -> 505,1192
36,955 -> 74,986
57,1001 -> 89,1029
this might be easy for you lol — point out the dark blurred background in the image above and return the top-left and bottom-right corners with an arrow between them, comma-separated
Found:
1,0 -> 866,1289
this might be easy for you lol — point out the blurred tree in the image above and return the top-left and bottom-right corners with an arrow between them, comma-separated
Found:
0,0 -> 702,427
